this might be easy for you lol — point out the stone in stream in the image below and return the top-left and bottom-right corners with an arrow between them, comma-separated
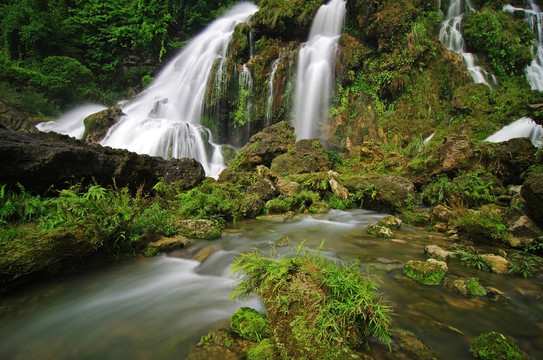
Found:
377,215 -> 402,230
367,224 -> 395,239
403,260 -> 447,285
470,332 -> 529,360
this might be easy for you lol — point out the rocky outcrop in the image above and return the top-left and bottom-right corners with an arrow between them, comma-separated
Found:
521,175 -> 543,226
0,101 -> 38,133
270,139 -> 332,176
174,219 -> 222,240
433,136 -> 475,176
0,128 -> 205,193
481,138 -> 537,185
82,106 -> 124,143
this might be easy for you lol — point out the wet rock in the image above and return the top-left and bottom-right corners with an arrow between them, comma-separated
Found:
427,258 -> 448,272
344,174 -> 416,214
270,139 -> 332,176
377,215 -> 402,230
0,128 -> 205,193
433,135 -> 474,176
390,329 -> 436,360
403,260 -> 447,285
82,106 -> 124,143
274,236 -> 292,247
470,332 -> 529,360
192,246 -> 220,263
147,235 -> 192,253
247,178 -> 278,202
480,254 -> 510,274
0,101 -> 38,132
432,204 -> 455,223
174,220 -> 222,240
486,287 -> 510,303
425,245 -> 456,260
444,277 -> 487,297
275,179 -> 301,197
367,224 -> 395,239
506,215 -> 543,248
481,138 -> 537,185
521,175 -> 543,226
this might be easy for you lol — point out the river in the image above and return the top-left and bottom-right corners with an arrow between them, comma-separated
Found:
1,210 -> 542,359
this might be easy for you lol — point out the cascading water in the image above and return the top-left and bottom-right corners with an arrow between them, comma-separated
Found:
294,0 -> 346,140
485,117 -> 543,147
265,56 -> 281,126
504,0 -> 543,91
439,0 -> 497,87
84,2 -> 256,179
36,104 -> 106,139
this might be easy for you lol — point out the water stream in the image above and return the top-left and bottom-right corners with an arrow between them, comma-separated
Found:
294,0 -> 346,140
485,116 -> 543,147
1,210 -> 542,360
438,0 -> 497,87
265,56 -> 281,127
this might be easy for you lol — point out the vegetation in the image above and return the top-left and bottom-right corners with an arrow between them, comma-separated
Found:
232,247 -> 394,358
403,260 -> 446,285
470,332 -> 529,360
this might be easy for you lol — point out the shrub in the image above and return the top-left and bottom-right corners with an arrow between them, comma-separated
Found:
453,208 -> 507,245
230,307 -> 272,342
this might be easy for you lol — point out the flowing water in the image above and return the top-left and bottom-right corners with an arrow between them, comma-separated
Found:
36,104 -> 107,139
265,56 -> 281,127
1,210 -> 542,360
485,117 -> 543,147
439,0 -> 497,87
294,0 -> 346,140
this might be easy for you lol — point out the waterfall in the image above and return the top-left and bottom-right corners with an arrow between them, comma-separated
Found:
485,117 -> 543,147
294,0 -> 346,140
439,0 -> 497,87
238,64 -> 254,139
265,56 -> 281,126
504,1 -> 543,91
36,104 -> 106,139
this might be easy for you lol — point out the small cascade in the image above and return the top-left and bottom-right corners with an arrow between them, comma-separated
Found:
238,64 -> 254,139
504,1 -> 543,91
36,104 -> 106,139
439,0 -> 497,87
249,29 -> 255,59
485,117 -> 543,147
265,56 -> 281,126
93,2 -> 258,178
294,0 -> 346,140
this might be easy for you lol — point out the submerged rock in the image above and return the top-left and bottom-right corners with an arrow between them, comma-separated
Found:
174,219 -> 222,240
390,329 -> 436,360
470,332 -> 529,360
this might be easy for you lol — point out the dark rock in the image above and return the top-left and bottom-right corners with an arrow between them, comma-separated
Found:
521,175 -> 543,226
247,178 -> 278,202
270,139 -> 332,176
433,135 -> 474,176
82,106 -> 124,143
0,128 -> 205,193
0,101 -> 38,133
343,174 -> 416,214
390,329 -> 436,360
481,138 -> 537,185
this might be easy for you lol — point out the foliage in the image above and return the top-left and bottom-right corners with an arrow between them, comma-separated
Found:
508,242 -> 543,278
453,245 -> 492,272
230,307 -> 273,342
403,260 -> 446,285
465,278 -> 487,297
453,208 -> 508,245
232,247 -> 393,356
470,332 -> 529,360
463,9 -> 534,78
247,338 -> 279,360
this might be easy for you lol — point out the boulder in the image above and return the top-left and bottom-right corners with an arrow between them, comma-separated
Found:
481,138 -> 537,185
147,235 -> 192,253
255,165 -> 278,183
344,174 -> 416,214
367,224 -> 395,239
403,260 -> 447,285
246,178 -> 278,202
174,219 -> 222,240
270,139 -> 332,176
377,215 -> 402,230
480,254 -> 510,274
328,177 -> 349,200
275,179 -> 301,197
432,205 -> 455,223
425,245 -> 456,260
433,136 -> 474,176
0,128 -> 205,193
82,106 -> 124,143
521,175 -> 543,226
0,101 -> 38,133
506,215 -> 543,248
470,332 -> 529,360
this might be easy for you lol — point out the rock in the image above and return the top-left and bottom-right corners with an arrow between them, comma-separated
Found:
82,106 -> 124,143
470,332 -> 529,360
425,245 -> 456,260
444,277 -> 487,297
308,202 -> 330,214
480,254 -> 510,274
486,287 -> 510,302
0,101 -> 38,133
481,138 -> 537,185
275,179 -> 301,197
0,128 -> 205,193
506,215 -> 543,248
390,329 -> 436,360
192,246 -> 220,262
432,204 -> 454,223
344,174 -> 416,214
246,178 -> 278,202
255,165 -> 278,183
377,215 -> 402,230
274,236 -> 292,247
427,258 -> 448,272
227,121 -> 295,171
240,195 -> 265,218
435,222 -> 448,233
521,175 -> 543,226
328,178 -> 349,200
186,327 -> 254,360
367,224 -> 395,239
270,139 -> 332,176
147,235 -> 192,252
403,260 -> 447,285
433,136 -> 474,176
174,220 -> 222,240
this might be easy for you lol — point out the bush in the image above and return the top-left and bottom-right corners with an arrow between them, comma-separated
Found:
453,208 -> 507,245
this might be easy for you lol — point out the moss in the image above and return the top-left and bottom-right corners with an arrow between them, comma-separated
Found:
400,210 -> 431,227
470,332 -> 529,360
142,246 -> 159,257
403,260 -> 446,285
247,338 -> 279,360
466,278 -> 487,297
367,224 -> 395,239
230,307 -> 273,342
453,207 -> 508,245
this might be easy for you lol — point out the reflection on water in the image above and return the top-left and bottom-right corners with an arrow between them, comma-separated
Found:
1,210 -> 542,359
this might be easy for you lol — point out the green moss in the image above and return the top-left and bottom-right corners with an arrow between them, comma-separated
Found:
400,210 -> 430,227
403,260 -> 446,285
466,278 -> 487,297
142,247 -> 159,257
453,207 -> 508,245
247,338 -> 279,360
367,224 -> 395,239
230,307 -> 272,342
470,332 -> 529,360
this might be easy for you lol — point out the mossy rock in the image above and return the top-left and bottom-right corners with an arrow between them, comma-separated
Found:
270,139 -> 332,176
174,220 -> 222,240
377,215 -> 402,230
390,329 -> 435,360
521,175 -> 543,226
247,338 -> 280,360
367,224 -> 395,239
403,260 -> 446,285
470,332 -> 529,360
82,106 -> 123,143
230,307 -> 273,342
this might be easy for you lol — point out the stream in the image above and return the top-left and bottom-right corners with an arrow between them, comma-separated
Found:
1,210 -> 542,359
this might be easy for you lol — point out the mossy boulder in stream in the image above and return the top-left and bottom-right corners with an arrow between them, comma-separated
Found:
230,307 -> 273,342
470,332 -> 529,360
403,260 -> 446,285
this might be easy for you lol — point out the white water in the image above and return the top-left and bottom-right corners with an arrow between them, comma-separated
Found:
504,1 -> 543,91
439,0 -> 497,87
265,56 -> 281,126
485,117 -> 543,147
294,0 -> 346,140
36,104 -> 107,139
